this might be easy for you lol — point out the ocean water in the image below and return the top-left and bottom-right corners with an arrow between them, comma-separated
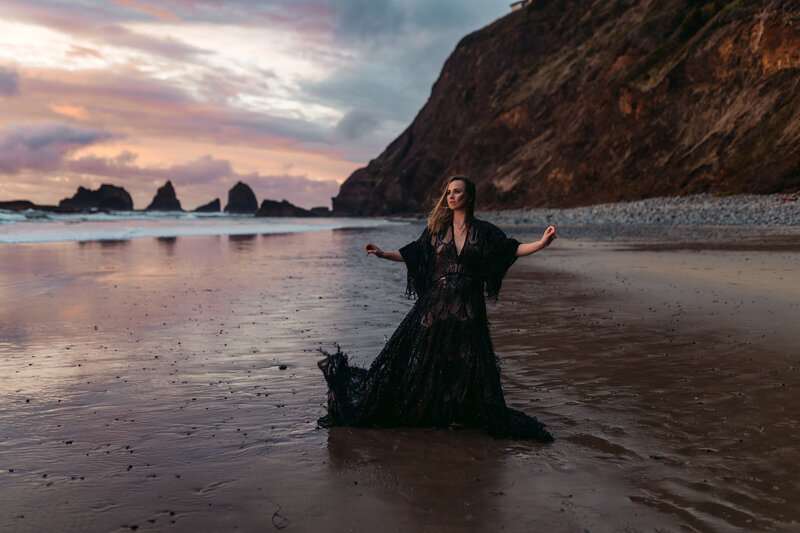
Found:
0,209 -> 398,244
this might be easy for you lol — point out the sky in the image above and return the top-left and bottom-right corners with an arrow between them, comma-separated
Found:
0,0 -> 512,210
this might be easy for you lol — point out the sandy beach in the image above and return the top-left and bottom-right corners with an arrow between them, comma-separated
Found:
1,222 -> 799,532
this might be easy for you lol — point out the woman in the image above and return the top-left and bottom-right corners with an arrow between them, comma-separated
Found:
318,176 -> 557,441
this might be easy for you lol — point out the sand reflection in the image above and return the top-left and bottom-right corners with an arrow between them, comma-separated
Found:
325,426 -> 510,530
1,226 -> 798,531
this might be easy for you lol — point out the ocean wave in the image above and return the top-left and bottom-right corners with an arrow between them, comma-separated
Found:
0,211 -> 400,243
0,209 -> 230,224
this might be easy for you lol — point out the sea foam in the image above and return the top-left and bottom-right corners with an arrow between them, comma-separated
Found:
0,210 -> 400,244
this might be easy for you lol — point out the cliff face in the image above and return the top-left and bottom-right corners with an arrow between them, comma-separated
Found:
333,0 -> 800,215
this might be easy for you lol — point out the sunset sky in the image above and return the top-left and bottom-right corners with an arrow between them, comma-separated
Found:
0,0 -> 511,210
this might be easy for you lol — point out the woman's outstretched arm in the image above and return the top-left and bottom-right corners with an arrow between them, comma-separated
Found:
515,226 -> 557,257
365,243 -> 404,262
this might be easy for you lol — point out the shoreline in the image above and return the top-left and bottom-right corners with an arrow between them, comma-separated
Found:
3,190 -> 797,246
389,192 -> 800,228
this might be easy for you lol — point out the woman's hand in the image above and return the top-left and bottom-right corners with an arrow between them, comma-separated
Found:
515,226 -> 557,257
541,226 -> 557,247
365,243 -> 404,262
365,243 -> 384,258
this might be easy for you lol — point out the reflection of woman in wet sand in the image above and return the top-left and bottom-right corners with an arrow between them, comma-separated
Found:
318,176 -> 556,441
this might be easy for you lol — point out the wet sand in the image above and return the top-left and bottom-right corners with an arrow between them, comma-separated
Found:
0,224 -> 798,532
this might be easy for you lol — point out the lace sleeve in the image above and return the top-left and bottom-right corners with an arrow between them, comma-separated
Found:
480,221 -> 520,300
399,227 -> 432,299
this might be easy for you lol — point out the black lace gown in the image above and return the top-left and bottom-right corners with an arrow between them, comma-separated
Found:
318,219 -> 553,441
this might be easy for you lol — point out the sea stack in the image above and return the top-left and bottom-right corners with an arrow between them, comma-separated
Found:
193,198 -> 221,212
145,181 -> 183,211
224,182 -> 258,214
59,184 -> 133,211
255,199 -> 315,217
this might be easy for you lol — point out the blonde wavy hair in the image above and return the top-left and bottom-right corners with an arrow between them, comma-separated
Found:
426,175 -> 476,234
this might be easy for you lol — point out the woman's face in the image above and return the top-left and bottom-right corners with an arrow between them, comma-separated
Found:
446,180 -> 468,211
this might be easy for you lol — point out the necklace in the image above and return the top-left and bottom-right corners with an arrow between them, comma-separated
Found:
452,219 -> 467,257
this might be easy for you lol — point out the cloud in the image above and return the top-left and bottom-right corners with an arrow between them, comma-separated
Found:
28,68 -> 195,109
409,1 -> 488,30
50,104 -> 89,120
0,66 -> 19,95
302,69 -> 417,124
336,109 -> 379,140
0,0 -> 513,207
235,171 -> 340,208
24,69 -> 332,150
334,0 -> 406,41
0,122 -> 114,174
67,153 -> 231,185
299,1 -> 510,130
109,0 -> 182,23
105,25 -> 207,61
4,0 -> 508,153
66,45 -> 103,59
4,0 -> 206,62
118,1 -> 335,32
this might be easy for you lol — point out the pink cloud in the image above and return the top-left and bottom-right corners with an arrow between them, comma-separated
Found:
23,68 -> 333,153
0,66 -> 19,95
0,122 -> 114,174
4,0 -> 204,61
66,45 -> 103,59
109,0 -> 182,22
66,153 -> 230,184
50,104 -> 89,120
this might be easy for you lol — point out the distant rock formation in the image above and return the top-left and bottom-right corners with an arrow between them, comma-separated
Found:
59,184 -> 133,211
0,200 -> 37,211
333,0 -> 800,214
310,206 -> 331,216
0,200 -> 73,212
255,199 -> 315,217
193,198 -> 221,212
224,181 -> 258,214
146,181 -> 183,211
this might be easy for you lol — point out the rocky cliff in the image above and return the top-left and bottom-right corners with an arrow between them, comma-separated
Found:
333,0 -> 800,215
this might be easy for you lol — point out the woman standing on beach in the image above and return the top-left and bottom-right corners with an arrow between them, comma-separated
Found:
318,176 -> 556,441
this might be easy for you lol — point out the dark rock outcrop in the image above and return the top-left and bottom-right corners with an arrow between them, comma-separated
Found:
255,199 -> 315,217
193,198 -> 221,212
224,182 -> 258,214
0,200 -> 73,212
146,181 -> 183,211
333,0 -> 800,215
59,184 -> 133,211
0,200 -> 37,211
310,206 -> 331,216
